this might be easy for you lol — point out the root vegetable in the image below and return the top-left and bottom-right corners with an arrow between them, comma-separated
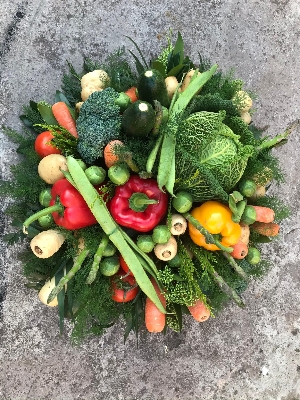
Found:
145,279 -> 166,332
240,111 -> 252,124
250,185 -> 266,199
230,241 -> 248,259
165,76 -> 179,99
251,206 -> 275,223
170,214 -> 187,235
52,102 -> 78,138
239,223 -> 250,246
38,277 -> 58,307
251,222 -> 280,236
30,230 -> 65,258
154,236 -> 177,261
181,69 -> 202,93
188,299 -> 210,322
38,154 -> 68,184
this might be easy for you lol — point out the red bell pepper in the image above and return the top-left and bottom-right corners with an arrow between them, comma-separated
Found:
49,178 -> 97,229
23,178 -> 103,233
109,175 -> 168,232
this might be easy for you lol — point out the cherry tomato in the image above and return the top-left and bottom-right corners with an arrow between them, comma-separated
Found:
34,131 -> 62,158
111,271 -> 138,302
119,255 -> 133,275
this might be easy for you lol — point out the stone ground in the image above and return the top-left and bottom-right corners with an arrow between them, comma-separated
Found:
0,1 -> 300,399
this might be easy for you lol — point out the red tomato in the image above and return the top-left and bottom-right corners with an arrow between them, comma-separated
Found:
34,131 -> 62,158
119,255 -> 133,275
111,272 -> 138,302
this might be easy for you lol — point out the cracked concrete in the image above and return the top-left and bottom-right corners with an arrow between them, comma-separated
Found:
0,1 -> 300,399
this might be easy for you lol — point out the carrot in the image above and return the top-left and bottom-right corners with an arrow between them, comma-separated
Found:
145,279 -> 166,333
188,299 -> 210,322
52,102 -> 78,138
103,140 -> 124,168
230,241 -> 248,259
251,222 -> 280,236
124,86 -> 138,103
103,140 -> 139,172
251,206 -> 275,223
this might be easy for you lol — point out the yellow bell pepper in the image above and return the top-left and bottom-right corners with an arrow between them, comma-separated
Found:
188,201 -> 241,251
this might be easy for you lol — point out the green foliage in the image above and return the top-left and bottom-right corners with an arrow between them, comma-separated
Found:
177,110 -> 226,152
174,148 -> 229,202
20,103 -> 45,133
76,88 -> 122,164
70,258 -> 131,344
0,127 -> 48,203
36,124 -> 79,157
186,93 -> 240,117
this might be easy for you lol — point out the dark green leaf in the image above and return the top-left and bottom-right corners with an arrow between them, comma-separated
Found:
174,303 -> 183,331
151,61 -> 166,77
19,115 -> 33,127
30,100 -> 39,111
128,50 -> 146,76
55,90 -> 71,106
125,36 -> 149,69
37,103 -> 57,125
253,235 -> 272,243
167,64 -> 185,78
173,32 -> 184,64
55,261 -> 67,334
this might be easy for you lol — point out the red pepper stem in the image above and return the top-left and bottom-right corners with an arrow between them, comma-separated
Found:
129,193 -> 158,213
23,204 -> 64,234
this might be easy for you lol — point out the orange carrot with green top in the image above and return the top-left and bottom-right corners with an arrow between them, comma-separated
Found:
52,102 -> 78,138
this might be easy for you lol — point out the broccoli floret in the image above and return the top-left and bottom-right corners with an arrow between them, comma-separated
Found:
76,88 -> 122,164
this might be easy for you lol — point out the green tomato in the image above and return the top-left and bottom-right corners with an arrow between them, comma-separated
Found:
39,188 -> 52,207
172,191 -> 193,213
85,166 -> 106,185
100,256 -> 120,276
108,164 -> 130,185
76,159 -> 87,171
246,247 -> 261,265
152,225 -> 171,244
137,235 -> 155,253
239,179 -> 257,197
102,242 -> 117,257
38,214 -> 54,228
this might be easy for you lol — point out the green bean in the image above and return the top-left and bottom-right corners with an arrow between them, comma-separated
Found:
157,132 -> 176,190
86,235 -> 109,284
146,133 -> 163,173
47,249 -> 89,303
67,156 -> 166,314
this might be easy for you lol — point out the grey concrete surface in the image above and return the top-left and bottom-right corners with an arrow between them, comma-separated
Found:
0,1 -> 300,399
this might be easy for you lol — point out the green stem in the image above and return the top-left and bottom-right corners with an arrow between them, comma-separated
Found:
86,235 -> 109,284
222,252 -> 249,281
256,119 -> 299,151
208,265 -> 245,308
66,156 -> 166,314
129,192 -> 158,212
47,249 -> 89,303
183,212 -> 233,253
23,203 -> 64,234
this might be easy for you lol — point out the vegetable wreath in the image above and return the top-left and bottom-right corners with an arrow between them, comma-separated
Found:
0,32 -> 297,343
